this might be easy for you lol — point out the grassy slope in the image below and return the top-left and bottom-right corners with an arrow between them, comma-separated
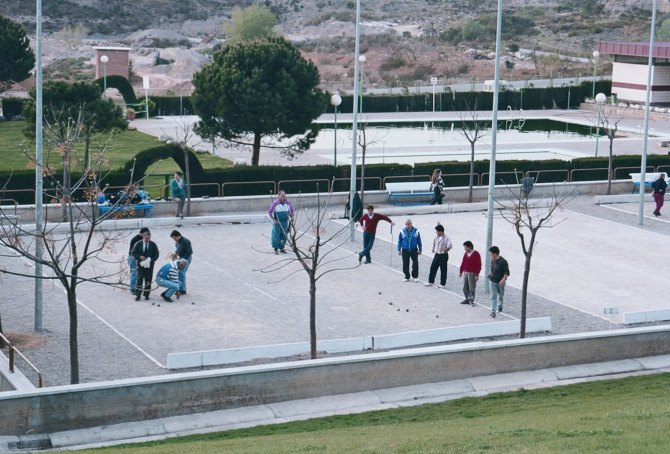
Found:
77,373 -> 670,453
0,121 -> 232,174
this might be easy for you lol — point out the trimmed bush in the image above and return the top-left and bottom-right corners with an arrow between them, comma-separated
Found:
93,75 -> 137,104
150,96 -> 194,116
2,98 -> 25,119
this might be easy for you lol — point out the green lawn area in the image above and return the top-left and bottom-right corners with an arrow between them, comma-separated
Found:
77,373 -> 670,453
0,121 -> 232,173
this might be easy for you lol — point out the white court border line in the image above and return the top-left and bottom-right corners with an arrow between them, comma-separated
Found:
595,204 -> 670,225
14,255 -> 167,370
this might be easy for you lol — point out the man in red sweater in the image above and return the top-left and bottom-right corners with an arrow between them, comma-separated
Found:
459,240 -> 481,307
358,205 -> 395,264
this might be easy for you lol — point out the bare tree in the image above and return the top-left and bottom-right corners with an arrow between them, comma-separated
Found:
0,114 -> 154,384
457,99 -> 491,203
355,119 -> 388,206
495,183 -> 575,338
257,190 -> 358,359
585,106 -> 629,195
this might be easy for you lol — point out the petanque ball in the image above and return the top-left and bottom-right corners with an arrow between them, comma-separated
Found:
406,309 -> 409,312
191,302 -> 195,305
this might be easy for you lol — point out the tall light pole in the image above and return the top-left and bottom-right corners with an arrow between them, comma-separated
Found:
359,55 -> 366,114
349,0 -> 362,241
567,81 -> 573,110
594,93 -> 607,157
484,0 -> 504,294
639,0 -> 659,225
34,0 -> 44,331
592,50 -> 599,99
100,55 -> 109,99
331,94 -> 342,166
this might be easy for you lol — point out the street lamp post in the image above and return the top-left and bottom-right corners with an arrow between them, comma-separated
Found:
594,92 -> 607,157
331,94 -> 342,167
100,55 -> 109,99
359,55 -> 366,114
35,0 -> 44,331
592,50 -> 600,99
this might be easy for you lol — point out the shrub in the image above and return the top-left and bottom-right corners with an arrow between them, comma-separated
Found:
1,98 -> 25,119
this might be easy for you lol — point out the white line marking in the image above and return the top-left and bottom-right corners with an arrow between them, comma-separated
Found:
596,205 -> 670,225
565,208 -> 670,237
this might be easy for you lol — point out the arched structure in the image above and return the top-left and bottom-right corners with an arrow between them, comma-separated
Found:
124,144 -> 205,181
93,75 -> 137,105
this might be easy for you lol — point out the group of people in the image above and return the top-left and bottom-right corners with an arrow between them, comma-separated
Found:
128,228 -> 193,303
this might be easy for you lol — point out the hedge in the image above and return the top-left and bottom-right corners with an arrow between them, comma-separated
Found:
94,75 -> 137,105
1,98 -> 25,119
148,96 -> 194,116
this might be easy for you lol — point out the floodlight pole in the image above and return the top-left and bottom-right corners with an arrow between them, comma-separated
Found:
639,0 -> 659,225
34,0 -> 43,331
484,0 -> 504,293
349,0 -> 362,242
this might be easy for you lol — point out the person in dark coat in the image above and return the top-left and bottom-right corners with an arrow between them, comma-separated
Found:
170,230 -> 193,294
128,227 -> 149,295
130,230 -> 160,301
652,173 -> 667,217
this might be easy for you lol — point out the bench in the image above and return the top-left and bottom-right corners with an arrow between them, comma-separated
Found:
99,204 -> 154,218
630,172 -> 668,194
386,182 -> 433,205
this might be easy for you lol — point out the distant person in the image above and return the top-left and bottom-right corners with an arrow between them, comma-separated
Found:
358,205 -> 394,264
170,171 -> 186,219
128,227 -> 150,296
268,191 -> 294,254
425,223 -> 452,288
170,230 -> 192,294
459,241 -> 481,307
130,230 -> 160,301
156,259 -> 188,303
430,168 -> 445,205
486,246 -> 510,318
398,219 -> 422,282
652,173 -> 667,217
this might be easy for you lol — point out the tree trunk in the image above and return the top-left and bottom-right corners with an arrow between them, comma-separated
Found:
607,137 -> 614,195
309,276 -> 317,359
468,141 -> 476,203
184,149 -> 191,217
0,314 -> 5,349
252,133 -> 261,167
360,146 -> 366,206
67,287 -> 80,384
519,231 -> 536,339
84,133 -> 91,172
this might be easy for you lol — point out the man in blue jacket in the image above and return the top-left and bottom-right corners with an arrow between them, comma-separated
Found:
170,171 -> 186,219
156,259 -> 188,302
397,219 -> 422,282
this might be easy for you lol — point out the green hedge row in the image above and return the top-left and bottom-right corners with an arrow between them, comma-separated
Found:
147,96 -> 194,116
1,98 -> 25,119
325,81 -> 612,113
94,76 -> 137,105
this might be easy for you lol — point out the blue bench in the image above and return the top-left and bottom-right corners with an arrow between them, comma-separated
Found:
630,172 -> 668,194
386,182 -> 433,205
99,204 -> 154,218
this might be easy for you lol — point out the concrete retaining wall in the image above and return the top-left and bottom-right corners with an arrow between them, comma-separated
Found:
0,353 -> 33,393
2,180 -> 634,224
2,325 -> 670,436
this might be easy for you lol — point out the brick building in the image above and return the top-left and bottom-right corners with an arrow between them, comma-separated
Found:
94,47 -> 131,80
599,41 -> 670,106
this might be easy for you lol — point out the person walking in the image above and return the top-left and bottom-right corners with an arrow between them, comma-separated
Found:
128,227 -> 149,295
652,173 -> 667,217
425,224 -> 452,288
430,169 -> 445,205
156,258 -> 188,302
358,205 -> 394,264
170,230 -> 192,294
486,246 -> 510,317
170,171 -> 186,219
130,230 -> 160,301
459,241 -> 481,307
398,219 -> 422,282
268,191 -> 294,254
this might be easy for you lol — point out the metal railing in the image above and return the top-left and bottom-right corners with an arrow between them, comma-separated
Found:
480,171 -> 525,187
656,165 -> 670,174
185,183 -> 221,198
382,175 -> 431,189
277,179 -> 331,194
222,181 -> 277,197
525,169 -> 570,183
614,166 -> 655,180
0,332 -> 43,388
331,177 -> 383,192
570,168 -> 609,182
0,199 -> 18,216
443,172 -> 481,187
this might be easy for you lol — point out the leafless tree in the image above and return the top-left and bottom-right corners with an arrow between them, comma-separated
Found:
256,189 -> 358,359
0,114 -> 155,384
494,182 -> 575,338
355,119 -> 388,206
457,99 -> 491,203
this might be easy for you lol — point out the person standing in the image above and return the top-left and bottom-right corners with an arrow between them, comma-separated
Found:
486,246 -> 510,318
128,227 -> 150,296
156,259 -> 188,303
268,191 -> 294,254
170,230 -> 192,294
131,230 -> 160,301
459,241 -> 481,307
397,219 -> 422,282
358,205 -> 394,264
425,224 -> 452,288
170,171 -> 186,219
430,169 -> 445,205
652,173 -> 667,217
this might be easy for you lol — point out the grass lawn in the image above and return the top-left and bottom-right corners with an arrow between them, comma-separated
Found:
76,373 -> 670,453
0,121 -> 232,173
